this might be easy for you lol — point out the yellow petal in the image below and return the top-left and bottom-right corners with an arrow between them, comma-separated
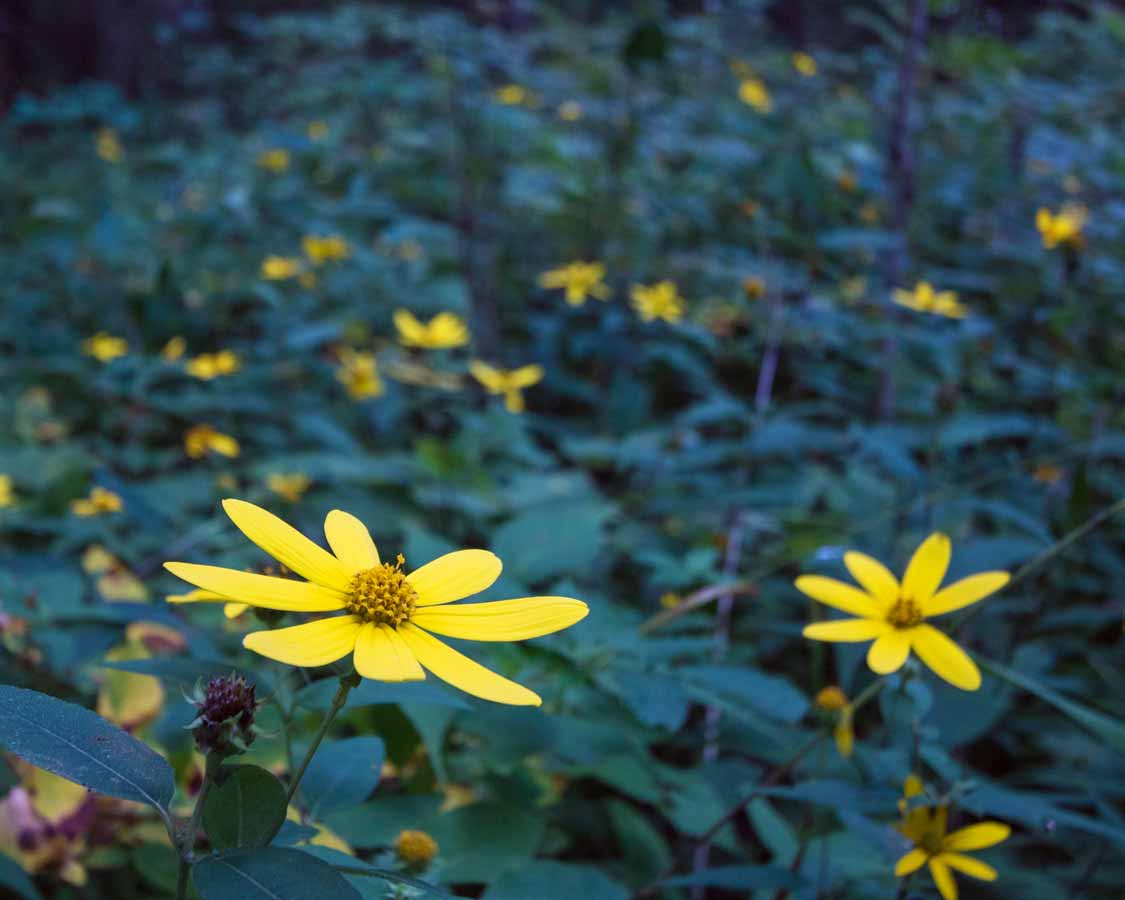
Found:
468,361 -> 502,391
324,509 -> 379,571
910,624 -> 981,690
925,572 -> 1010,617
842,552 -> 899,607
222,499 -> 352,592
794,575 -> 882,618
27,767 -> 88,822
866,629 -> 911,674
398,623 -> 540,706
928,858 -> 958,900
802,619 -> 888,642
164,563 -> 347,612
224,602 -> 249,619
412,597 -> 588,641
940,852 -> 996,882
353,623 -> 425,681
407,550 -> 502,606
509,364 -> 544,389
942,822 -> 1010,852
894,848 -> 928,877
243,616 -> 361,666
902,533 -> 951,604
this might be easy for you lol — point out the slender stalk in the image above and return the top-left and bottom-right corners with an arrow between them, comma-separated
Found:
175,758 -> 217,900
285,673 -> 357,805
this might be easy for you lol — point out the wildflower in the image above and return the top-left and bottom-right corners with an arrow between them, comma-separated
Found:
187,674 -> 259,757
184,425 -> 240,459
814,686 -> 854,758
742,275 -> 766,299
267,473 -> 311,503
892,282 -> 968,319
394,309 -> 470,349
83,332 -> 128,363
161,336 -> 186,361
256,149 -> 290,173
895,776 -> 1010,900
185,351 -> 241,380
1033,463 -> 1064,485
557,100 -> 584,121
71,487 -> 123,517
1036,204 -> 1086,250
261,256 -> 304,280
659,592 -> 682,610
95,128 -> 123,163
738,77 -> 772,113
302,234 -> 350,265
469,361 -> 544,413
335,348 -> 384,400
799,533 -> 1009,690
493,84 -> 528,106
538,261 -> 610,306
307,120 -> 329,141
394,829 -> 439,867
82,546 -> 148,602
792,51 -> 818,77
0,475 -> 13,507
837,169 -> 857,192
164,500 -> 589,705
631,281 -> 685,324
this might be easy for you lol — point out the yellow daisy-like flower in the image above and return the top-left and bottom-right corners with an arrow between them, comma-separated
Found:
892,281 -> 968,319
164,500 -> 588,706
95,127 -> 123,163
71,487 -> 123,517
493,84 -> 528,106
468,361 -> 544,413
738,77 -> 772,113
895,776 -> 1010,900
394,309 -> 470,349
799,533 -> 1009,690
302,234 -> 350,266
261,256 -> 304,281
792,51 -> 818,77
394,829 -> 439,866
267,473 -> 311,503
256,148 -> 290,173
1035,204 -> 1086,250
335,348 -> 384,400
184,425 -> 240,460
631,281 -> 685,324
185,351 -> 241,380
0,474 -> 14,508
537,261 -> 610,306
83,332 -> 128,363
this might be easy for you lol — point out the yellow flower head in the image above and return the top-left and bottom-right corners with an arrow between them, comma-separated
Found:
798,533 -> 1010,690
83,332 -> 128,363
1036,204 -> 1086,250
557,100 -> 584,121
184,425 -> 240,460
164,500 -> 589,705
493,84 -> 528,106
71,487 -> 123,517
261,256 -> 304,281
469,361 -> 544,414
307,120 -> 329,141
185,351 -> 241,380
537,261 -> 610,306
631,281 -> 685,324
892,282 -> 968,319
256,148 -> 290,173
659,592 -> 682,610
394,309 -> 470,349
335,348 -> 384,400
742,275 -> 766,299
267,473 -> 311,503
394,829 -> 439,866
738,77 -> 772,113
95,128 -> 123,163
792,51 -> 818,77
815,685 -> 848,712
302,234 -> 350,266
161,336 -> 186,362
1032,463 -> 1064,485
0,474 -> 14,508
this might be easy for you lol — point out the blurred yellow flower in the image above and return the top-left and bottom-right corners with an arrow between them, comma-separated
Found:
184,425 -> 240,459
83,332 -> 128,362
185,350 -> 241,380
394,829 -> 439,867
256,148 -> 290,172
97,627 -> 168,729
631,280 -> 685,324
0,474 -> 13,507
267,473 -> 312,503
1036,204 -> 1086,249
837,169 -> 858,192
799,533 -> 1010,690
261,256 -> 304,280
307,120 -> 329,141
557,100 -> 584,121
164,499 -> 588,705
302,234 -> 350,265
738,77 -> 772,113
1033,463 -> 1064,485
161,336 -> 186,361
469,361 -> 544,413
538,261 -> 610,306
95,127 -> 123,163
815,686 -> 853,757
335,348 -> 384,400
493,84 -> 528,105
394,309 -> 470,349
814,685 -> 848,711
742,275 -> 766,299
71,487 -> 123,517
892,281 -> 967,319
792,51 -> 818,76
659,592 -> 682,610
85,546 -> 148,601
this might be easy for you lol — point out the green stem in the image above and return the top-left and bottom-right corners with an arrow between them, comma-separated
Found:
285,673 -> 358,806
175,757 -> 217,900
849,678 -> 885,713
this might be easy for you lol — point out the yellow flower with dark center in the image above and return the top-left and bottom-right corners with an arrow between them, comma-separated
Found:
792,51 -> 818,76
164,500 -> 588,705
184,425 -> 240,459
895,776 -> 1010,900
256,148 -> 290,173
267,473 -> 311,503
0,475 -> 13,508
307,120 -> 329,141
95,128 -> 123,163
1036,204 -> 1086,249
738,77 -> 772,113
394,829 -> 439,866
394,309 -> 470,349
631,281 -> 685,324
799,533 -> 1009,690
83,332 -> 128,362
538,262 -> 610,306
261,256 -> 304,280
493,84 -> 528,106
302,234 -> 350,266
557,101 -> 584,121
892,282 -> 967,319
469,361 -> 544,413
71,487 -> 123,517
335,349 -> 384,400
161,336 -> 186,361
185,351 -> 241,380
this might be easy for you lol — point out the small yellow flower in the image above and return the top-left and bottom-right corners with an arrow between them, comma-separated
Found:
892,282 -> 967,319
83,332 -> 128,363
557,100 -> 584,121
815,685 -> 848,712
84,545 -> 148,601
267,473 -> 311,503
335,349 -> 384,400
95,127 -> 123,163
261,256 -> 304,281
742,275 -> 766,299
1033,463 -> 1064,485
184,425 -> 240,460
631,281 -> 685,324
161,336 -> 186,362
394,829 -> 439,867
469,361 -> 544,413
1036,204 -> 1086,250
307,120 -> 329,141
837,169 -> 858,193
538,261 -> 610,306
256,148 -> 290,173
164,499 -> 589,705
493,84 -> 528,106
792,51 -> 818,77
185,351 -> 241,380
0,475 -> 14,508
302,234 -> 350,266
71,487 -> 123,517
394,309 -> 470,349
815,686 -> 853,757
659,592 -> 682,610
799,533 -> 1010,690
738,77 -> 772,113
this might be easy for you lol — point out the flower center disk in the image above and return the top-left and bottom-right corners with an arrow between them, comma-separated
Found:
346,558 -> 417,626
887,597 -> 923,629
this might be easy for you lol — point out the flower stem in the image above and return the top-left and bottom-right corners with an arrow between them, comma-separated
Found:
175,756 -> 217,900
285,672 -> 358,806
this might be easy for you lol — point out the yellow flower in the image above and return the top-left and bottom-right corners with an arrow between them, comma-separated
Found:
892,282 -> 968,319
895,777 -> 1010,900
161,336 -> 186,361
815,685 -> 848,711
493,84 -> 528,106
267,473 -> 311,503
0,475 -> 13,508
1036,204 -> 1086,250
792,51 -> 818,77
469,361 -> 544,414
83,543 -> 151,601
335,349 -> 384,400
164,500 -> 589,705
394,829 -> 439,866
631,281 -> 685,324
537,261 -> 610,306
1033,463 -> 1064,485
184,425 -> 240,459
261,256 -> 304,280
95,128 -> 123,163
814,687 -> 853,757
742,275 -> 766,299
302,234 -> 350,265
185,350 -> 241,380
0,765 -> 92,885
837,169 -> 858,192
557,100 -> 584,121
659,592 -> 682,610
307,120 -> 329,141
256,148 -> 290,173
798,533 -> 1010,690
394,309 -> 470,349
738,77 -> 772,113
83,332 -> 128,363
71,487 -> 123,517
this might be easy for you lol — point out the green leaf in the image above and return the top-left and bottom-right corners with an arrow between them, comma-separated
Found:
748,798 -> 799,866
492,500 -> 610,584
299,846 -> 450,898
482,861 -> 628,900
0,686 -> 174,810
0,852 -> 42,900
679,666 -> 810,723
193,848 -> 361,900
204,765 -> 288,851
299,737 -> 384,818
663,865 -> 803,889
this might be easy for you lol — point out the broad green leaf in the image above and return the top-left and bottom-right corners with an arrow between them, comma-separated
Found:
204,765 -> 288,851
482,861 -> 628,900
193,847 -> 361,900
0,852 -> 42,900
663,865 -> 803,889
